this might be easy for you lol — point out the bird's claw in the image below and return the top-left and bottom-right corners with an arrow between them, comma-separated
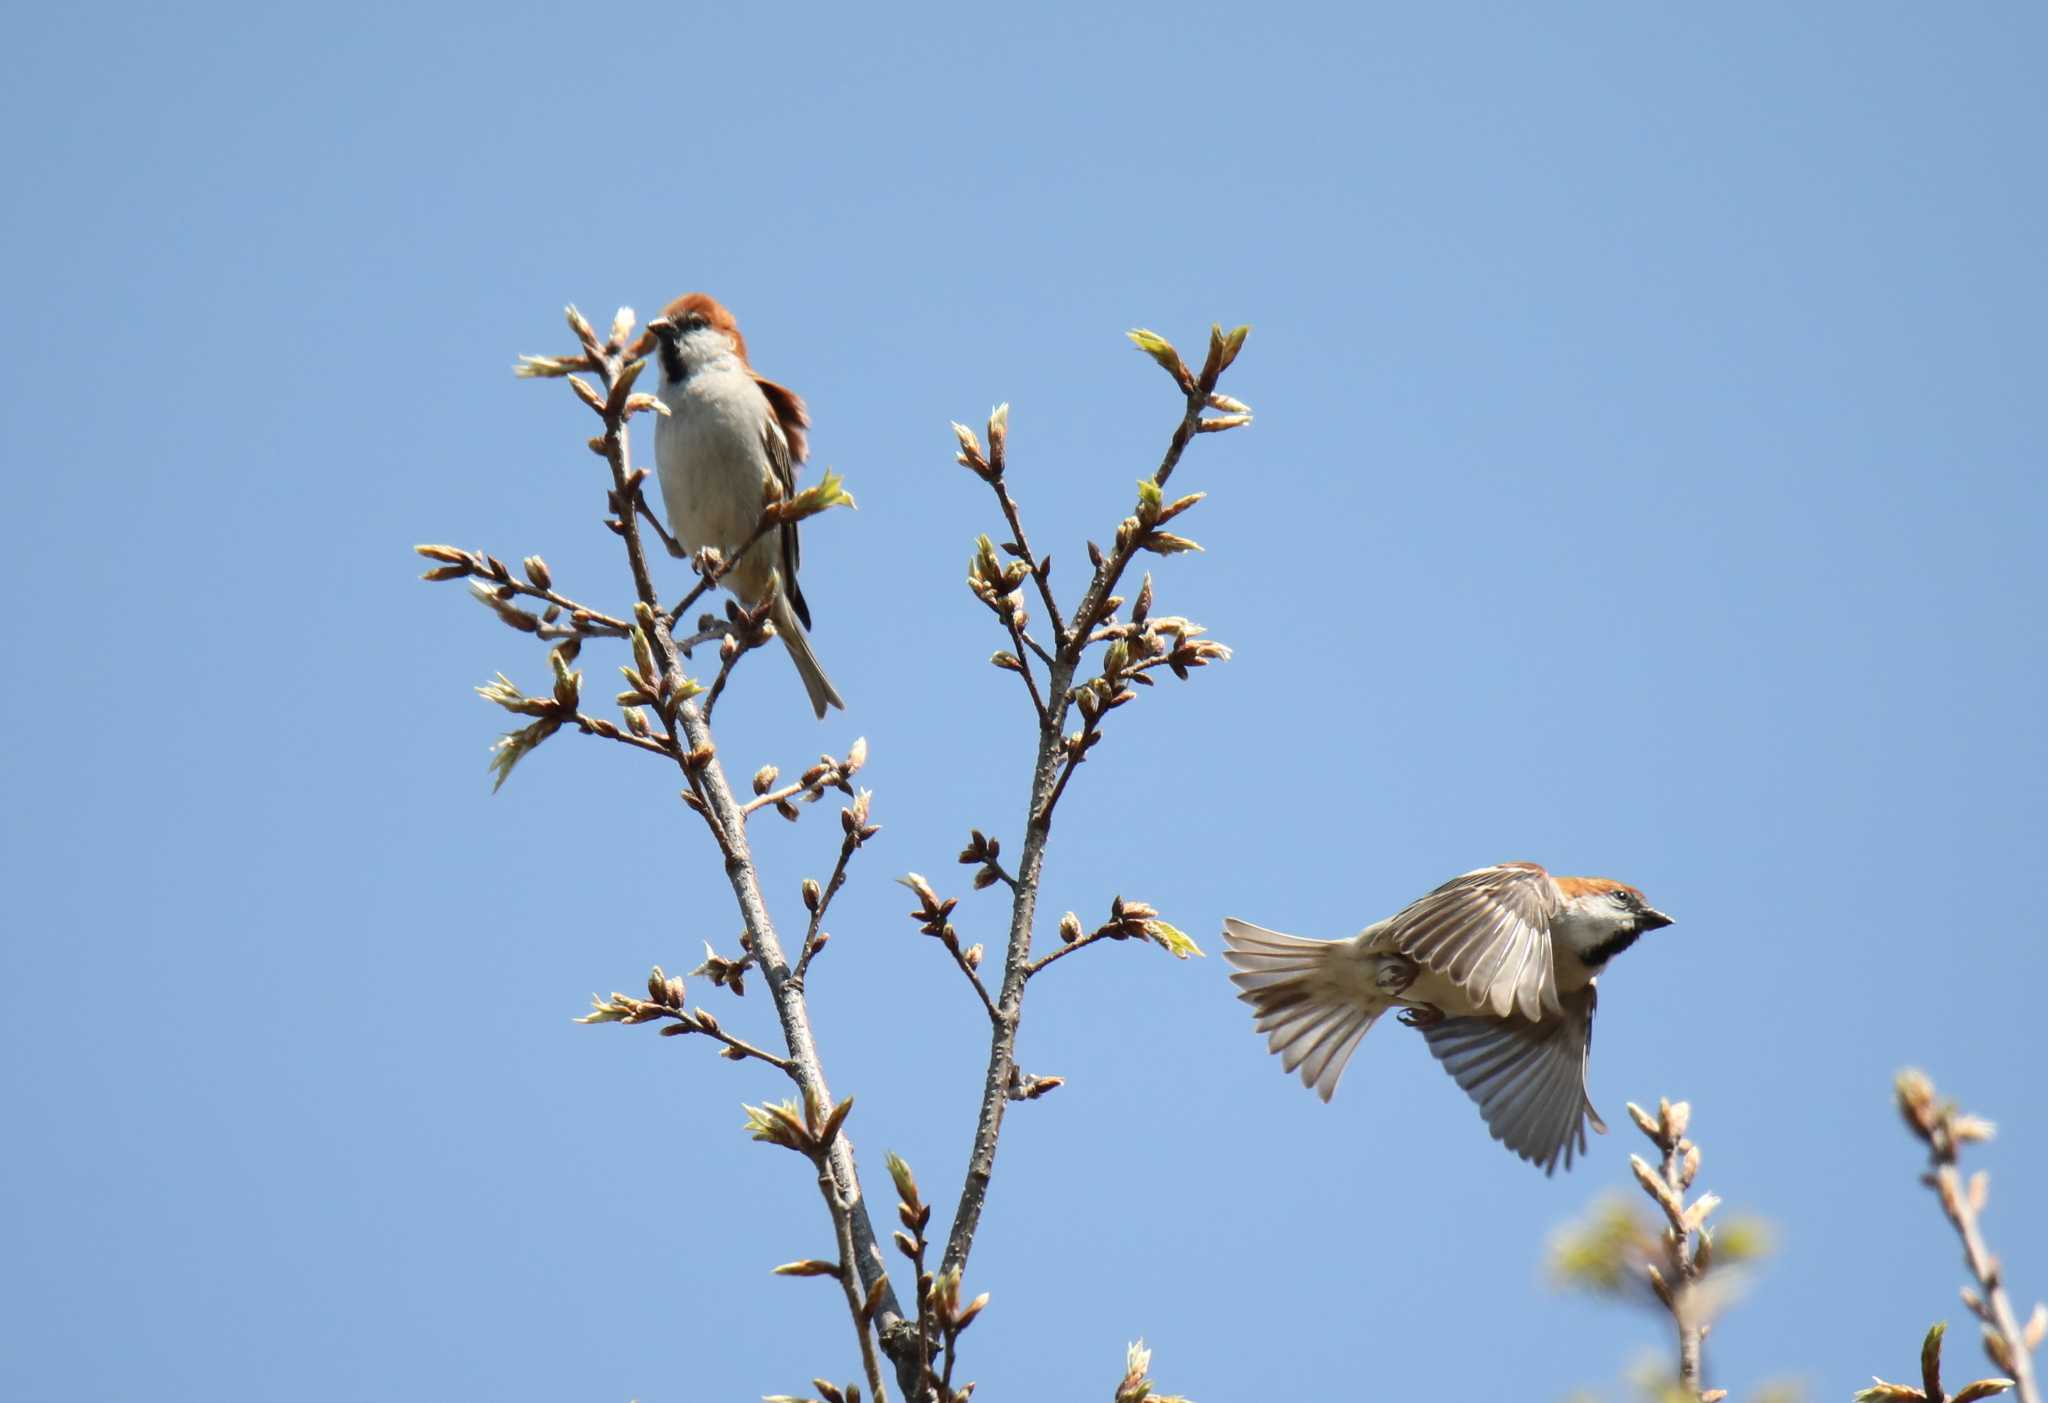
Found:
1396,1004 -> 1444,1030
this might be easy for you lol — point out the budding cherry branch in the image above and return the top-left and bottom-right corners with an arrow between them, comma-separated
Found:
418,305 -> 1245,1402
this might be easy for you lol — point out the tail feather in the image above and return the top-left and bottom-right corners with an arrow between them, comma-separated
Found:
772,593 -> 844,718
1222,918 -> 1385,1103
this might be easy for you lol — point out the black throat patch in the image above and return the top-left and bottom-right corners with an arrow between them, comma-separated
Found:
1580,925 -> 1644,969
658,337 -> 688,385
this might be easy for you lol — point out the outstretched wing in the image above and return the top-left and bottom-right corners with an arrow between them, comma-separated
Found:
1421,983 -> 1606,1176
1381,862 -> 1561,1019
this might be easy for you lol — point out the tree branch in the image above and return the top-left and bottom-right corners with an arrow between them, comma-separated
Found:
936,336 -> 1246,1282
816,1157 -> 889,1403
1059,390 -> 1206,665
1001,614 -> 1051,728
988,474 -> 1067,646
947,942 -> 999,1025
575,984 -> 796,1076
1623,1098 -> 1721,1402
556,311 -> 911,1382
794,818 -> 868,986
1898,1069 -> 2042,1403
701,596 -> 775,723
480,313 -> 1244,1401
692,1018 -> 796,1073
572,711 -> 677,758
1023,927 -> 1111,979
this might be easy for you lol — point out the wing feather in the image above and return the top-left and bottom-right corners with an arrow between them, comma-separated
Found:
1420,984 -> 1603,1175
1381,862 -> 1561,1018
753,373 -> 809,465
758,414 -> 813,630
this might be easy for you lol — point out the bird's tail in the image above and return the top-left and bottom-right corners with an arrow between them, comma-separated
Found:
772,591 -> 844,718
1222,918 -> 1387,1103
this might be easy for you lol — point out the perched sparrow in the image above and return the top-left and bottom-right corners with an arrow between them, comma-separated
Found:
1222,862 -> 1673,1174
635,293 -> 843,717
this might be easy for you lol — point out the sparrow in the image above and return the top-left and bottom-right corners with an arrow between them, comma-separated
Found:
635,293 -> 844,717
1222,862 -> 1673,1174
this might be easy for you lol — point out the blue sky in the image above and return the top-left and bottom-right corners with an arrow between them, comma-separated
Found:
5,3 -> 2044,1399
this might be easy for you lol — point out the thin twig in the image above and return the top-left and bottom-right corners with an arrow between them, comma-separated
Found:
702,617 -> 770,723
633,486 -> 685,559
1624,1098 -> 1717,1402
428,544 -> 637,638
1023,928 -> 1113,979
988,476 -> 1067,646
1661,1132 -> 1706,1396
910,1267 -> 933,1398
946,942 -> 999,1024
573,713 -> 677,759
940,1320 -> 961,1398
1058,382 -> 1207,666
686,1016 -> 798,1074
672,620 -> 730,658
741,766 -> 851,818
938,377 -> 1215,1280
1002,614 -> 1051,728
1898,1069 -> 2042,1403
571,322 -> 910,1384
814,1156 -> 889,1403
580,994 -> 798,1076
794,833 -> 860,985
496,579 -> 632,636
1034,742 -> 1084,831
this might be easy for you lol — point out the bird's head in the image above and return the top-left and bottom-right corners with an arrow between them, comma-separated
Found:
1553,875 -> 1673,967
638,293 -> 748,379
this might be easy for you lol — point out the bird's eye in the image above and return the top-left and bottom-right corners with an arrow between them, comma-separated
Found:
684,312 -> 709,331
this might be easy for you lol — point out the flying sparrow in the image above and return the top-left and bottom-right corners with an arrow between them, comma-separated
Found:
636,294 -> 843,717
1222,862 -> 1673,1173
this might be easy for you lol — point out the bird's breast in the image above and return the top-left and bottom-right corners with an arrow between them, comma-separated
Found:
653,371 -> 779,562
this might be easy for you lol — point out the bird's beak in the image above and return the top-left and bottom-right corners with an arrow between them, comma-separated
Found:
646,318 -> 674,337
1636,908 -> 1674,932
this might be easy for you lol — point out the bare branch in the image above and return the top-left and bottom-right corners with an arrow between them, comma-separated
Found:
702,595 -> 778,723
1023,927 -> 1110,979
898,873 -> 999,1026
741,740 -> 865,820
416,545 -> 633,637
446,312 -> 1247,1400
1897,1069 -> 2041,1403
938,331 -> 1246,1288
816,1153 -> 890,1403
794,797 -> 877,986
522,311 -> 908,1383
1614,1097 -> 1725,1402
576,986 -> 796,1076
990,477 -> 1067,646
572,711 -> 677,759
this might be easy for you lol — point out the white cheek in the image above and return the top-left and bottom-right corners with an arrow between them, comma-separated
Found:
678,327 -> 740,367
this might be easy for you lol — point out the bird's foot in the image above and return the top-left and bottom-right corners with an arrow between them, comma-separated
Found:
1372,954 -> 1420,996
1396,1003 -> 1444,1030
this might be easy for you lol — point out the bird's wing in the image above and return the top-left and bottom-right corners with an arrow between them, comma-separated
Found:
1420,983 -> 1606,1176
758,405 -> 812,630
1380,861 -> 1562,1019
753,373 -> 809,466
